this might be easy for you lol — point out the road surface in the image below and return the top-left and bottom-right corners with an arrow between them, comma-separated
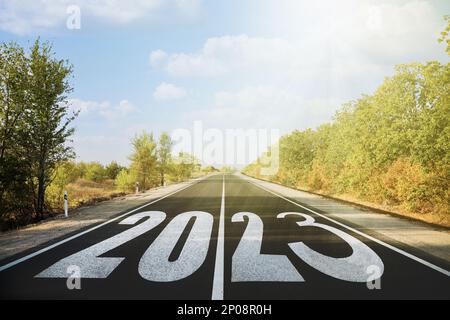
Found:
0,174 -> 449,299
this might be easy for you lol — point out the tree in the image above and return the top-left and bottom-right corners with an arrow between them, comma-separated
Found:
45,161 -> 80,208
22,39 -> 77,218
438,15 -> 450,55
84,162 -> 106,182
157,132 -> 173,186
129,132 -> 157,190
105,161 -> 123,180
115,169 -> 136,192
170,152 -> 197,181
244,58 -> 450,220
0,42 -> 30,223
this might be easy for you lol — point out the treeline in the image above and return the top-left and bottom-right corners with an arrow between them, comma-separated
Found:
245,32 -> 450,224
45,132 -> 204,213
114,131 -> 202,192
0,40 -> 76,229
0,39 -> 203,230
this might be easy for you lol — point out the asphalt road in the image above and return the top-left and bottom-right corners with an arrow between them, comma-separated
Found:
0,174 -> 449,299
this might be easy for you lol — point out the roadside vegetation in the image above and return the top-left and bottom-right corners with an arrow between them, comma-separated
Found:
244,18 -> 450,227
0,40 -> 204,231
0,39 -> 77,230
45,137 -> 206,216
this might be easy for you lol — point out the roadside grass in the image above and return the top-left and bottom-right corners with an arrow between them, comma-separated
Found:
329,192 -> 450,228
50,179 -> 126,211
249,175 -> 450,228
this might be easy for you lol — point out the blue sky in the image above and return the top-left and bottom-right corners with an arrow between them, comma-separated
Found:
0,0 -> 449,165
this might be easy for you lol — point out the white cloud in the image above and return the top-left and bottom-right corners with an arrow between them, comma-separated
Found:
151,1 -> 445,92
153,82 -> 187,101
184,86 -> 342,132
328,0 -> 443,63
149,49 -> 168,67
0,0 -> 202,35
258,0 -> 444,63
155,35 -> 299,77
100,99 -> 136,120
69,98 -> 136,120
68,99 -> 110,115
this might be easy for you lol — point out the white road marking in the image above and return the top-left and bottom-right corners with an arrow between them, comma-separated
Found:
212,174 -> 225,300
139,211 -> 213,282
232,212 -> 304,282
278,212 -> 384,282
0,175 -> 211,273
36,211 -> 166,278
246,176 -> 450,277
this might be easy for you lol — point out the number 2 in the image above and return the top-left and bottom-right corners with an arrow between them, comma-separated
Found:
36,211 -> 166,279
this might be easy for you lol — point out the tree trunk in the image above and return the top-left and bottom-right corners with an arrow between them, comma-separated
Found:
160,171 -> 165,186
35,161 -> 46,220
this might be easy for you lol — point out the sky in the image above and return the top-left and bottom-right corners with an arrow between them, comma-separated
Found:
0,0 -> 449,166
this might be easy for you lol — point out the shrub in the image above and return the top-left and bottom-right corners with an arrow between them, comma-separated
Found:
83,162 -> 107,182
115,169 -> 136,192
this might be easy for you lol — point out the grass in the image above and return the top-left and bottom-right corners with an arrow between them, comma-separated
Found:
250,175 -> 450,228
62,179 -> 126,209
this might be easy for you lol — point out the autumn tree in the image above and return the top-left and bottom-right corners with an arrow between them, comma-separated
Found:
129,132 -> 157,190
157,132 -> 173,186
438,15 -> 450,55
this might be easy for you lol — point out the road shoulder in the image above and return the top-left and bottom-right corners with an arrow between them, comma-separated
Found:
238,173 -> 450,265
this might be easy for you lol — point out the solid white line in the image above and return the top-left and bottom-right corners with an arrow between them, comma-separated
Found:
245,176 -> 450,277
0,175 -> 210,273
212,174 -> 226,300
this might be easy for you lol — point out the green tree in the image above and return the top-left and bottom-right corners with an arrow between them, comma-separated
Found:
170,152 -> 197,181
438,15 -> 450,55
115,169 -> 136,192
84,162 -> 106,182
129,132 -> 157,190
157,132 -> 173,186
244,58 -> 449,221
22,40 -> 77,218
0,42 -> 30,223
46,161 -> 80,208
105,161 -> 123,180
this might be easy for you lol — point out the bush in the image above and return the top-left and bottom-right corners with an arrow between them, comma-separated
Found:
105,161 -> 124,180
115,169 -> 136,192
46,162 -> 81,209
83,162 -> 107,182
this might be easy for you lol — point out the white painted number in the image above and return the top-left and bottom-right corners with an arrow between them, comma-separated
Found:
36,209 -> 383,285
139,211 -> 213,282
36,211 -> 166,278
37,211 -> 213,282
277,212 -> 384,282
231,212 -> 304,282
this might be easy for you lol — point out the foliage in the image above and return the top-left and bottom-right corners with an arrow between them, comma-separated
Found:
157,132 -> 173,186
115,169 -> 136,192
244,61 -> 450,222
128,132 -> 158,190
105,161 -> 124,180
0,39 -> 76,228
169,152 -> 199,182
438,15 -> 450,55
83,162 -> 107,182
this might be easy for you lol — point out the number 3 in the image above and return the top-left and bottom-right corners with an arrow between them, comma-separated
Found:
277,212 -> 384,282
